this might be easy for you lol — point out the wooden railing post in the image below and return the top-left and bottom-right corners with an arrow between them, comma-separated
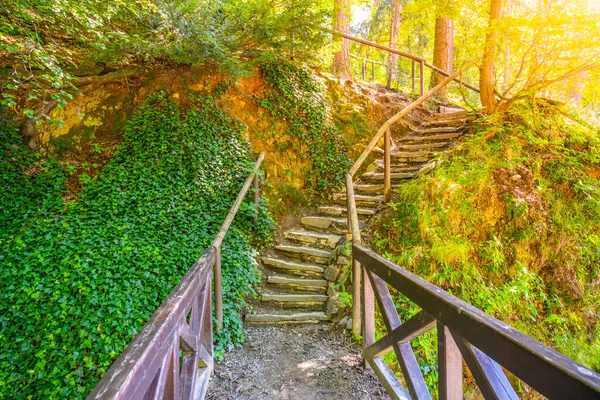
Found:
362,58 -> 366,81
253,173 -> 259,224
412,60 -> 416,93
211,152 -> 265,329
383,128 -> 391,203
419,60 -> 425,96
214,245 -> 223,329
438,322 -> 463,400
371,61 -> 375,82
346,173 -> 362,336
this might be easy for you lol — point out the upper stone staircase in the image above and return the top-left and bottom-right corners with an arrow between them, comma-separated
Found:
245,108 -> 475,325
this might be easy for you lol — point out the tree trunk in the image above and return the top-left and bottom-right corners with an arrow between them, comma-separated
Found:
480,0 -> 503,113
332,0 -> 353,80
386,0 -> 402,88
503,0 -> 512,92
430,16 -> 454,103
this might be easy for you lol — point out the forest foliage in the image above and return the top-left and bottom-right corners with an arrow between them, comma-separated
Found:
0,92 -> 273,398
372,103 -> 600,384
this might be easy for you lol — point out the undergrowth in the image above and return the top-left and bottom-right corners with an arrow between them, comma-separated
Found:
0,92 -> 273,398
371,102 -> 600,393
255,54 -> 351,192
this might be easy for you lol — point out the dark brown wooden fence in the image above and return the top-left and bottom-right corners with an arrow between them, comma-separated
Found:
87,153 -> 265,400
353,244 -> 600,399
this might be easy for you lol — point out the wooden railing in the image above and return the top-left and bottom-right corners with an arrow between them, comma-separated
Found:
345,69 -> 470,335
338,32 -> 480,95
87,153 -> 265,400
353,244 -> 600,399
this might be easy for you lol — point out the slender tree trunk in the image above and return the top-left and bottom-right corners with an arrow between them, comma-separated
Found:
480,0 -> 503,113
503,0 -> 512,92
386,0 -> 402,88
430,16 -> 454,103
332,0 -> 353,80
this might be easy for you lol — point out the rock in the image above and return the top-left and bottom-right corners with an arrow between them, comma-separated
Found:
324,264 -> 341,281
327,284 -> 337,297
346,318 -> 353,330
326,298 -> 339,315
336,256 -> 351,265
510,174 -> 522,181
339,316 -> 349,327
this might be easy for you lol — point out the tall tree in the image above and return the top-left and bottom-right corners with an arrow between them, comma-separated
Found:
502,0 -> 512,91
430,15 -> 454,102
479,0 -> 503,113
386,0 -> 402,88
332,0 -> 353,79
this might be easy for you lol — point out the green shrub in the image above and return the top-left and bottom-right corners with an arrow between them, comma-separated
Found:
0,92 -> 273,398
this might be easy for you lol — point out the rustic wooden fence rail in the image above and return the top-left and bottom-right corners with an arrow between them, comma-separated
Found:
87,153 -> 265,400
337,31 -> 480,95
353,244 -> 600,399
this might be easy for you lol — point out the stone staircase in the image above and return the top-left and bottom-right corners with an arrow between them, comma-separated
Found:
245,108 -> 475,325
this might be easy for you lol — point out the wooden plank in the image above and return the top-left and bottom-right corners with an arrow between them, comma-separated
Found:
213,245 -> 223,329
87,248 -> 215,400
365,311 -> 436,359
384,128 -> 391,203
212,152 -> 265,248
362,266 -> 376,348
419,61 -> 425,97
253,173 -> 259,224
335,31 -> 426,62
424,62 -> 480,93
438,322 -> 463,400
179,349 -> 199,400
179,322 -> 198,353
452,333 -> 518,400
368,357 -> 411,400
346,174 -> 362,336
348,69 -> 467,176
366,271 -> 431,400
353,244 -> 600,399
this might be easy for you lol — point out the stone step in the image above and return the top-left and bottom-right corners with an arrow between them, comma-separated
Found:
275,245 -> 332,265
283,230 -> 343,250
300,216 -> 365,233
267,274 -> 327,293
430,110 -> 469,120
352,184 -> 383,194
392,151 -> 434,163
317,206 -> 376,220
332,193 -> 383,208
260,290 -> 328,309
395,142 -> 449,151
401,132 -> 461,142
424,118 -> 472,127
333,193 -> 383,208
414,126 -> 462,135
373,160 -> 424,173
262,257 -> 325,277
361,171 -> 418,184
246,310 -> 330,325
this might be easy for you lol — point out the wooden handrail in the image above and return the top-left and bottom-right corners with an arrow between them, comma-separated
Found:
87,248 -> 216,400
349,68 -> 466,177
88,152 -> 266,399
339,31 -> 480,94
336,32 -> 426,62
212,152 -> 265,326
353,244 -> 600,399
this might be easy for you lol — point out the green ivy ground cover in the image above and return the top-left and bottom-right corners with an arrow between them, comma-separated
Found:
0,91 -> 273,398
256,55 -> 351,191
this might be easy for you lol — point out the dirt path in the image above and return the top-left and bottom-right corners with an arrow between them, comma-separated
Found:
207,324 -> 390,400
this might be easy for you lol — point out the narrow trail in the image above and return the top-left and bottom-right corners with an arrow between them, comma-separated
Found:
207,325 -> 387,399
208,107 -> 476,399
